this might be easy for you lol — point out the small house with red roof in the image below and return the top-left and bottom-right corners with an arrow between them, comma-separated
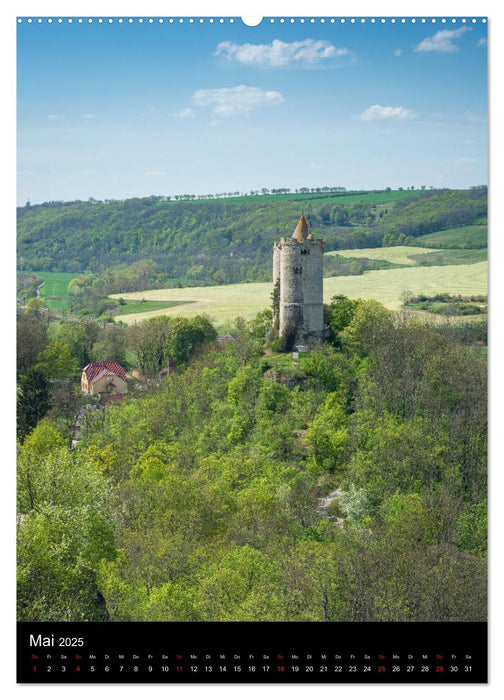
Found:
81,362 -> 128,396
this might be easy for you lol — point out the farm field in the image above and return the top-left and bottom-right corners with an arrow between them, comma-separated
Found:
329,245 -> 486,269
112,260 -> 487,328
112,282 -> 272,326
413,225 -> 487,248
407,249 -> 487,266
328,245 -> 437,266
111,299 -> 192,317
155,188 -> 417,208
35,271 -> 78,311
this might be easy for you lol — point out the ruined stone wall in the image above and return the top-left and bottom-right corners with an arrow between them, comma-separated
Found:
273,243 -> 281,286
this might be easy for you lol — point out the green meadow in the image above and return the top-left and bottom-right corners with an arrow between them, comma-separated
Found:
327,245 -> 435,266
329,245 -> 487,268
407,249 -> 487,266
155,188 -> 417,208
35,271 -> 77,311
413,225 -> 487,248
111,299 -> 192,316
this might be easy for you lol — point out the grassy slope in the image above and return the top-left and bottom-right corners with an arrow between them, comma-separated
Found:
413,225 -> 487,247
407,249 -> 487,266
330,246 -> 486,267
327,246 -> 438,266
112,261 -> 487,328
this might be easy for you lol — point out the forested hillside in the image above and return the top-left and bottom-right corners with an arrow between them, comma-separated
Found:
17,299 -> 487,622
17,188 -> 486,286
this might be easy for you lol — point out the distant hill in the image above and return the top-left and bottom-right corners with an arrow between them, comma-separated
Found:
17,187 -> 486,286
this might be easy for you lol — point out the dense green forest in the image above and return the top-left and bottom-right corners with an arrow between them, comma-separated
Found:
17,298 -> 487,622
17,188 -> 487,287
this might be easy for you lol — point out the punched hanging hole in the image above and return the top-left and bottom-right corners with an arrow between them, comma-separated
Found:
241,17 -> 263,26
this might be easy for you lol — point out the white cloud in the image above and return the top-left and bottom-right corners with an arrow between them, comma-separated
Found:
359,104 -> 417,122
145,171 -> 169,177
192,85 -> 284,118
415,27 -> 470,53
477,38 -> 487,48
170,108 -> 195,119
215,39 -> 350,67
48,114 -> 65,121
393,48 -> 402,57
454,157 -> 477,165
464,111 -> 484,123
80,114 -> 95,119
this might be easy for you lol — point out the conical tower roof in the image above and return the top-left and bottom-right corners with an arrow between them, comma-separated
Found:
292,215 -> 309,242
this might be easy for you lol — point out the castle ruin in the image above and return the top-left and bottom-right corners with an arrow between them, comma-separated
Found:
273,215 -> 324,344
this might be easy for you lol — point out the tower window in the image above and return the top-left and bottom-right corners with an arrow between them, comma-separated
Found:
293,266 -> 303,274
301,248 -> 310,255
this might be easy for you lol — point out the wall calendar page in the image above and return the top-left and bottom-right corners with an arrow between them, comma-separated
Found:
16,10 -> 488,686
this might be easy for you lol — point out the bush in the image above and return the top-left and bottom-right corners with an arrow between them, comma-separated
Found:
271,337 -> 287,353
270,323 -> 297,353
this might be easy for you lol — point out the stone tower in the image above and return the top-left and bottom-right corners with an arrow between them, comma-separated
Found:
273,214 -> 324,343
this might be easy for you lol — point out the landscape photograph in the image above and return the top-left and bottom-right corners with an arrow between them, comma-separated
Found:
17,16 -> 487,624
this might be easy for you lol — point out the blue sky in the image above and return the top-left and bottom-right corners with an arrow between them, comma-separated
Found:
17,16 -> 487,204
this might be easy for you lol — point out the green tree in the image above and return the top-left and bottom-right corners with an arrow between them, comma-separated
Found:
58,321 -> 100,367
35,340 -> 79,380
348,411 -> 456,509
25,297 -> 46,316
17,510 -> 112,621
327,295 -> 361,347
91,324 -> 128,366
128,316 -> 171,376
22,419 -> 66,457
195,546 -> 286,621
456,499 -> 487,554
301,346 -> 354,396
166,316 -> 217,365
306,394 -> 351,474
249,308 -> 273,345
17,370 -> 51,440
340,300 -> 393,357
17,312 -> 49,377
17,442 -> 116,621
283,538 -> 355,621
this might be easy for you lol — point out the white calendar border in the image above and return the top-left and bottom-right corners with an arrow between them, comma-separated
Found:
2,1 -> 500,699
